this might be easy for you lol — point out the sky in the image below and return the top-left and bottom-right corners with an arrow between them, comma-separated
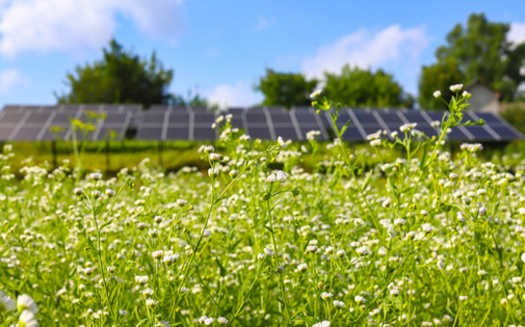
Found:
0,0 -> 524,109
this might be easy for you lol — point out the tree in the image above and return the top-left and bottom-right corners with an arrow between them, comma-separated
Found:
323,65 -> 411,108
255,69 -> 318,108
419,13 -> 525,108
56,39 -> 175,108
419,58 -> 464,109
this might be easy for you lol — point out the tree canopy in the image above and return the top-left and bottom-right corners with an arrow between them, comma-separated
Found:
419,13 -> 525,109
255,69 -> 318,109
323,65 -> 413,108
56,39 -> 176,108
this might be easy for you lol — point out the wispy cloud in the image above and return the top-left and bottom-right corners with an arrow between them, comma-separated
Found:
207,81 -> 262,109
0,68 -> 29,94
255,15 -> 275,31
0,0 -> 184,57
301,25 -> 429,79
509,22 -> 525,45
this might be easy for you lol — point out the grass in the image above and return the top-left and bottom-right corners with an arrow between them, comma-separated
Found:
1,88 -> 525,326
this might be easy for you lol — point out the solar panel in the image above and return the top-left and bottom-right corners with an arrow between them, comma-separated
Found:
0,125 -> 16,139
136,126 -> 163,140
352,111 -> 379,124
247,126 -> 271,139
103,113 -> 128,124
377,111 -> 405,125
274,126 -> 299,140
26,112 -> 52,124
465,112 -> 494,123
246,111 -> 267,124
491,126 -> 522,139
193,127 -> 216,140
143,112 -> 165,124
166,126 -> 190,139
293,111 -> 319,124
96,126 -> 125,140
12,126 -> 44,141
52,113 -> 74,125
341,127 -> 364,140
1,112 -> 26,123
446,127 -> 470,140
463,125 -> 496,140
0,105 -> 521,142
402,111 -> 434,124
193,112 -> 215,125
100,105 -> 121,112
269,112 -> 293,125
230,116 -> 244,128
40,128 -> 67,141
168,112 -> 190,124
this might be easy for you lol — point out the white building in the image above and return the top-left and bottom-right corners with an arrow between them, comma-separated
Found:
465,81 -> 499,114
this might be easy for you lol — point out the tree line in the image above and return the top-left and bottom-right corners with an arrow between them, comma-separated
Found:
57,13 -> 525,110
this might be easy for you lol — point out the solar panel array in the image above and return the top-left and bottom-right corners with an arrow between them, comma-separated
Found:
0,105 -> 522,142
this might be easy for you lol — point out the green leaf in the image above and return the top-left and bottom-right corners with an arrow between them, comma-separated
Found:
339,119 -> 352,136
94,204 -> 105,216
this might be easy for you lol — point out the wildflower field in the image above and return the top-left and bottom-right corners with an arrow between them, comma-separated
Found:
2,88 -> 525,327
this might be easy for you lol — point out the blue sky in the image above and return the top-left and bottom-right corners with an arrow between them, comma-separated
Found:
0,0 -> 524,108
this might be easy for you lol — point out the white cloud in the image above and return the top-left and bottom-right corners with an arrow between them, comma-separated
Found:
0,68 -> 29,94
207,82 -> 262,109
255,15 -> 275,31
0,0 -> 184,57
302,25 -> 429,79
509,22 -> 525,45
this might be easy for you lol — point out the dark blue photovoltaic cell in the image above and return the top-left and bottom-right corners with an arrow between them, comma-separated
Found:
1,112 -> 25,123
230,117 -> 244,128
136,127 -> 163,140
101,105 -> 121,112
193,127 -> 216,140
294,111 -> 319,124
193,112 -> 215,124
51,113 -> 74,124
103,113 -> 127,124
12,127 -> 43,140
425,112 -> 448,122
491,126 -> 521,139
447,127 -> 469,140
166,127 -> 189,139
337,110 -> 351,121
353,112 -> 379,124
143,112 -> 165,124
40,128 -> 67,141
341,128 -> 363,140
318,111 -> 333,128
470,112 -> 502,124
247,126 -> 271,139
463,125 -> 496,140
26,112 -> 51,123
168,112 -> 190,124
377,111 -> 404,124
96,127 -> 125,140
0,126 -> 14,139
246,112 -> 267,124
269,112 -> 293,125
362,125 -> 384,136
274,126 -> 299,140
2,106 -> 21,112
400,112 -> 432,124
